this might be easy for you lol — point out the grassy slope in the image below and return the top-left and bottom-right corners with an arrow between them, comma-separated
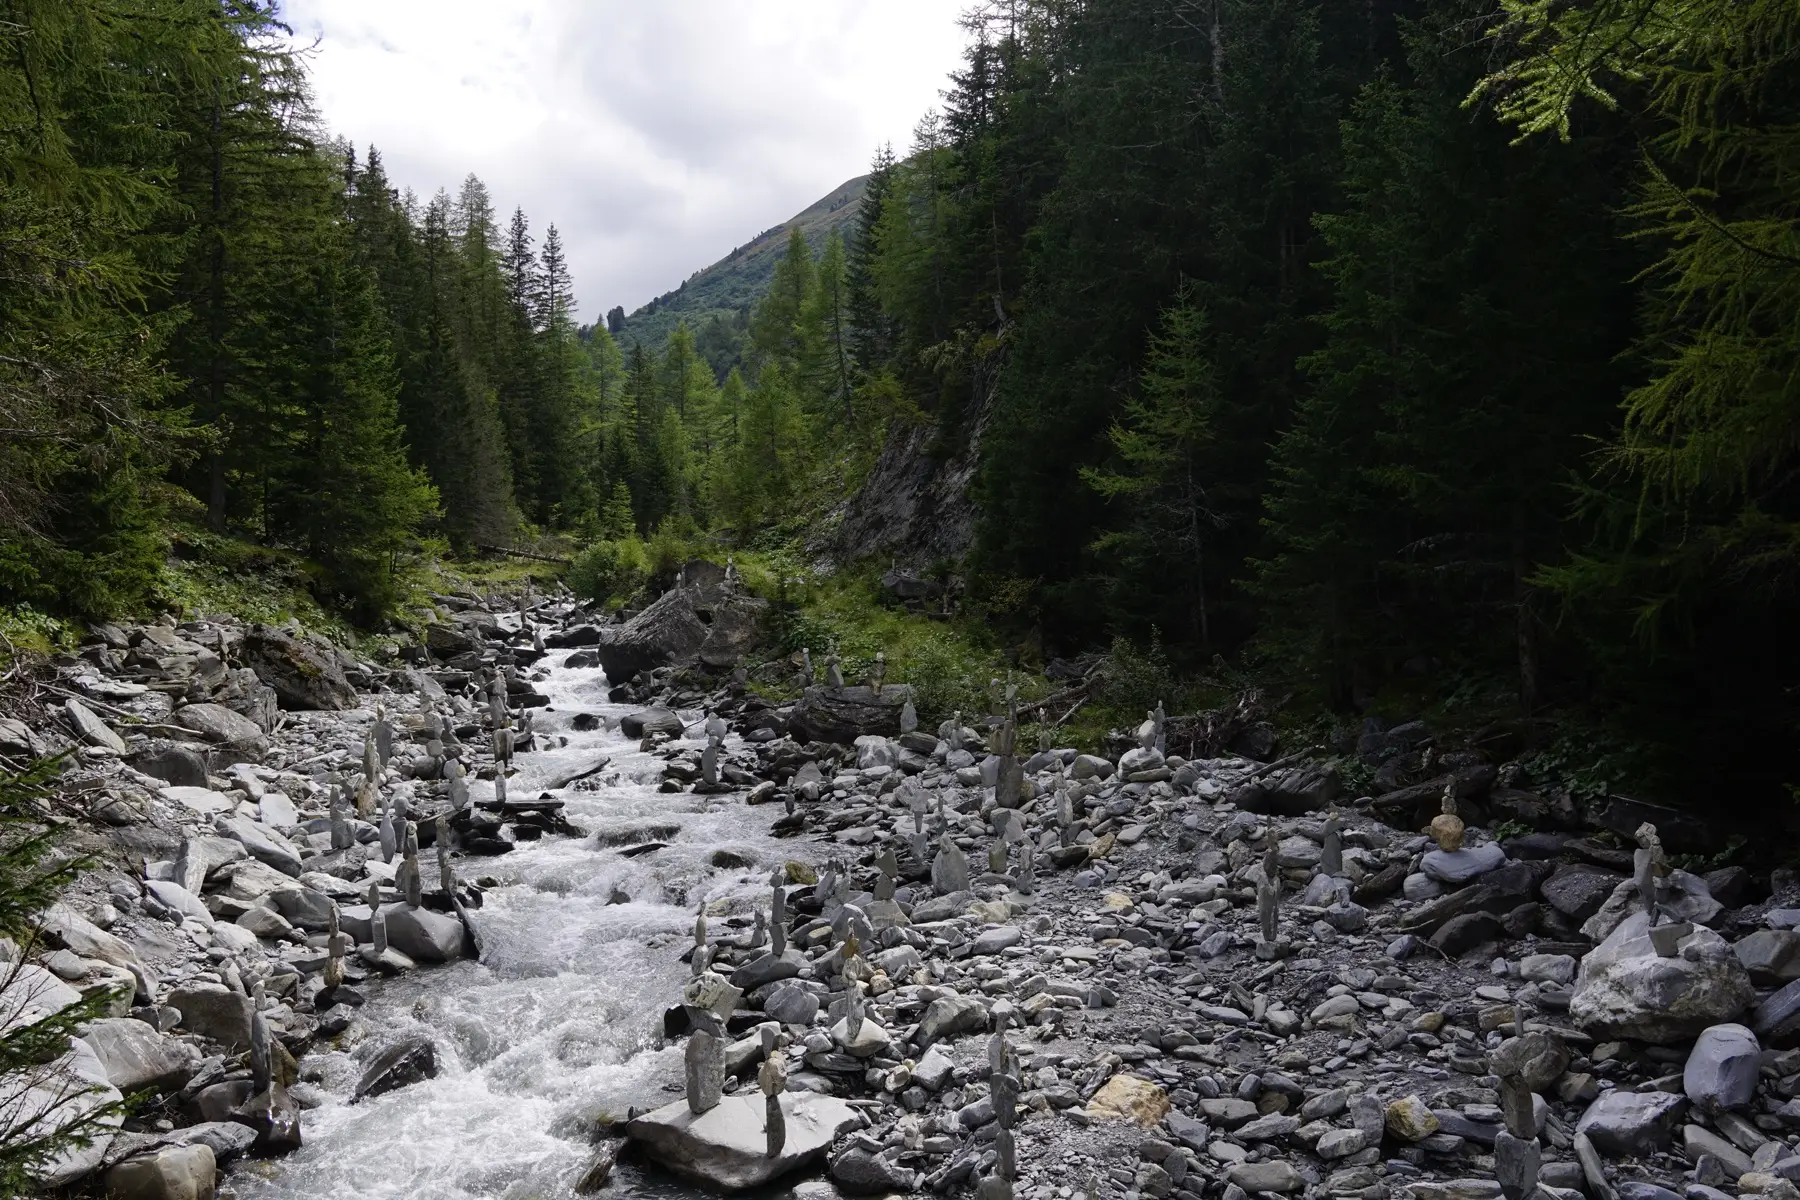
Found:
614,175 -> 868,355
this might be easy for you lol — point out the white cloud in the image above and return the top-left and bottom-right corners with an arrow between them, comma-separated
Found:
279,0 -> 970,324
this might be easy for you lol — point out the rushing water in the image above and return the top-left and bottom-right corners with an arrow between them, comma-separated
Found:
234,653 -> 803,1200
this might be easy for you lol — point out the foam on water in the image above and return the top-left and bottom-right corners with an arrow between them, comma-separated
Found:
234,654 -> 801,1200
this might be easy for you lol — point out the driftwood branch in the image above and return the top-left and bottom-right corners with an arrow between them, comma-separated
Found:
475,544 -> 571,566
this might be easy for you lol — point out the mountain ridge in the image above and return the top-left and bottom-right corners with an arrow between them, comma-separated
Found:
613,173 -> 868,354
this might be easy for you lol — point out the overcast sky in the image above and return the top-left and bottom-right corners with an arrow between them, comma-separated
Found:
280,1 -> 970,326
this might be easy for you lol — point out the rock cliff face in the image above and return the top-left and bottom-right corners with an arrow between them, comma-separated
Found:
816,392 -> 990,569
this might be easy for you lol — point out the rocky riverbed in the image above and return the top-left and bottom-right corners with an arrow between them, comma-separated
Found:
8,572 -> 1800,1200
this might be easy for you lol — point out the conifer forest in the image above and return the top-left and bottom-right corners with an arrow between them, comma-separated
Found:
3,0 -> 1798,818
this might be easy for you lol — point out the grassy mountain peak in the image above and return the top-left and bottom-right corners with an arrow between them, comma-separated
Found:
613,174 -> 867,356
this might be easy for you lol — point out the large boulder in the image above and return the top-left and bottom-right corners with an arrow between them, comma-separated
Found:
27,1038 -> 125,1188
40,904 -> 155,1002
1234,763 -> 1342,816
1569,913 -> 1753,1044
382,904 -> 466,963
82,1018 -> 201,1093
353,1035 -> 439,1101
625,1092 -> 859,1190
1684,1023 -> 1760,1113
213,814 -> 302,877
619,708 -> 684,740
595,575 -> 768,682
166,984 -> 253,1052
129,745 -> 210,789
790,685 -> 909,745
239,626 -> 356,711
1576,1089 -> 1687,1156
169,703 -> 267,757
104,1143 -> 215,1200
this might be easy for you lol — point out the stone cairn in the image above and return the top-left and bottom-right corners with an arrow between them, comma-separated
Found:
489,675 -> 513,805
868,651 -> 886,693
681,971 -> 742,1116
1255,828 -> 1286,959
980,1010 -> 1021,1200
1430,780 -> 1465,852
759,1026 -> 787,1157
1636,822 -> 1687,956
824,643 -> 845,691
328,777 -> 354,850
798,647 -> 814,691
1320,811 -> 1343,877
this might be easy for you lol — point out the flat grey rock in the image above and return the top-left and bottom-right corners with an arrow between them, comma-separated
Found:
626,1092 -> 858,1190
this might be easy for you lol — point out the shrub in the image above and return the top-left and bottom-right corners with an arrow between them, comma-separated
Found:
568,538 -> 649,607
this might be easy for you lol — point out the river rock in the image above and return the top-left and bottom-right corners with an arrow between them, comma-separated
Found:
1541,864 -> 1624,922
1,965 -> 81,1032
353,1034 -> 439,1101
917,994 -> 988,1045
619,707 -> 683,739
1226,1160 -> 1303,1194
1575,1089 -> 1687,1156
1582,870 -> 1722,942
831,1146 -> 921,1194
170,703 -> 268,756
1570,913 -> 1752,1043
1684,1023 -> 1760,1113
1087,1075 -> 1170,1125
1489,1029 -> 1570,1093
64,697 -> 126,753
763,985 -> 820,1026
1386,1095 -> 1440,1141
83,1017 -> 201,1093
104,1143 -> 215,1200
241,625 -> 356,710
382,904 -> 466,963
731,950 -> 803,991
167,983 -> 253,1052
130,745 -> 209,789
1421,843 -> 1507,885
173,836 -> 247,894
596,577 -> 767,681
789,685 -> 908,744
214,814 -> 301,876
27,1037 -> 124,1187
41,903 -> 154,1001
1734,930 -> 1800,983
625,1092 -> 859,1190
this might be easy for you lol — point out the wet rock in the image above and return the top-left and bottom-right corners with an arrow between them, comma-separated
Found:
1683,1023 -> 1760,1113
1570,914 -> 1752,1043
626,1092 -> 859,1190
353,1035 -> 439,1101
104,1143 -> 215,1200
241,626 -> 356,711
620,707 -> 684,739
1575,1089 -> 1687,1156
231,1082 -> 302,1153
382,904 -> 466,963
